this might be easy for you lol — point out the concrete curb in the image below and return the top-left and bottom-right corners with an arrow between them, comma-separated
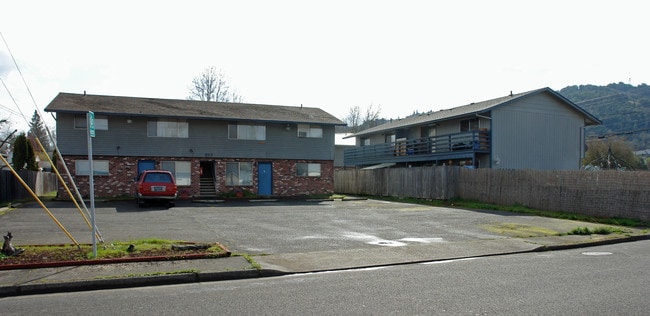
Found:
0,269 -> 280,297
536,234 -> 650,251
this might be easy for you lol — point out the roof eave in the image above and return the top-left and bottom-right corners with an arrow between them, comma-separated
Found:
47,109 -> 345,125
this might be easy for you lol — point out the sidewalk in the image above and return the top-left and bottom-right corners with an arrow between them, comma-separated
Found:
1,231 -> 648,297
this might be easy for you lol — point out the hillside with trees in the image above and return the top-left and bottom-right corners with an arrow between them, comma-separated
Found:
559,83 -> 650,151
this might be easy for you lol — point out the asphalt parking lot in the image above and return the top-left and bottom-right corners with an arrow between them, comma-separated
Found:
0,198 -> 595,255
3,198 -> 648,297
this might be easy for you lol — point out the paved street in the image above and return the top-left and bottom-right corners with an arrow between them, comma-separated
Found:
3,240 -> 649,315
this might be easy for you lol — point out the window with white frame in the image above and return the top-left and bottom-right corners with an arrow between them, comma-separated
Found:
161,161 -> 191,186
74,114 -> 108,130
228,123 -> 266,140
297,124 -> 323,138
361,138 -> 370,146
75,160 -> 109,176
225,162 -> 253,186
296,163 -> 321,177
147,119 -> 189,138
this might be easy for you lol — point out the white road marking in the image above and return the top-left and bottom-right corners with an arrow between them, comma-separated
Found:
581,251 -> 613,256
398,237 -> 445,243
342,232 -> 444,247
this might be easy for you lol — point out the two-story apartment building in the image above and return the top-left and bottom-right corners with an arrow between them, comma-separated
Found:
345,87 -> 601,170
45,92 -> 345,199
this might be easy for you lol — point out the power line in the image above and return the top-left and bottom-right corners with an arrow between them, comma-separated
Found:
1,31 -> 105,243
588,127 -> 650,139
0,102 -> 22,117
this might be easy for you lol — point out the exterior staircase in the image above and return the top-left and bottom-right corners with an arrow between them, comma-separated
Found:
199,177 -> 218,197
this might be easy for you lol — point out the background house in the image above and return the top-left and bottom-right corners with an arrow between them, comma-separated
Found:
45,92 -> 345,199
334,133 -> 356,170
345,87 -> 601,170
0,153 -> 10,170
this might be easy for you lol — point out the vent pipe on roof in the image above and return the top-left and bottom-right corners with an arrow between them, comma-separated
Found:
84,90 -> 86,96
509,90 -> 513,96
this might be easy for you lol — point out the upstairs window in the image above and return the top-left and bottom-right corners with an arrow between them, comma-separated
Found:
147,119 -> 188,138
297,124 -> 323,138
75,114 -> 108,130
460,118 -> 479,132
228,123 -> 266,140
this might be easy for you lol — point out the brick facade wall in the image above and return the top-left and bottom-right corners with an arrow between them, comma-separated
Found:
58,156 -> 334,199
211,159 -> 334,196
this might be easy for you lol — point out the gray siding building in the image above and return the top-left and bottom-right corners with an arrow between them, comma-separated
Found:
45,92 -> 345,198
345,87 -> 600,170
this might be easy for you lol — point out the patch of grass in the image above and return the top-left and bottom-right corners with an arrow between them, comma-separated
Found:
483,223 -> 560,237
235,253 -> 262,271
88,238 -> 223,259
369,196 -> 648,228
1,238 -> 227,265
567,226 -> 627,235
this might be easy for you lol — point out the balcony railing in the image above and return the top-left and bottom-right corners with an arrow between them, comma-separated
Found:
344,130 -> 490,166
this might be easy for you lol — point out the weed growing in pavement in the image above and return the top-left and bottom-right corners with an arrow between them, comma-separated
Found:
567,226 -> 627,235
234,253 -> 262,271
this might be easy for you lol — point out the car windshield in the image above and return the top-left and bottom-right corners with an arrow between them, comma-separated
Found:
143,173 -> 172,183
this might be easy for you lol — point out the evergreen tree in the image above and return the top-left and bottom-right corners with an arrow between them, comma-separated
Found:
28,110 -> 51,151
51,148 -> 60,171
12,132 -> 38,171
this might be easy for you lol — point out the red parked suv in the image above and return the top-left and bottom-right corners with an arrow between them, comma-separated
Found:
135,170 -> 177,207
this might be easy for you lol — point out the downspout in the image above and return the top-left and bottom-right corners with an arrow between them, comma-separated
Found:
580,126 -> 586,169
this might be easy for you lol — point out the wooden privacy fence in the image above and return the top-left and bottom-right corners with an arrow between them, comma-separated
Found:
1,170 -> 58,203
335,166 -> 650,222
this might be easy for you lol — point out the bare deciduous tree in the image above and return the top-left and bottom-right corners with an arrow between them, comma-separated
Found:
363,104 -> 382,128
344,104 -> 382,133
0,117 -> 14,154
188,66 -> 243,102
344,105 -> 362,133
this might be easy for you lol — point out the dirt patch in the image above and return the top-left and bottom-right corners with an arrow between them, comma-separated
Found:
0,241 -> 230,270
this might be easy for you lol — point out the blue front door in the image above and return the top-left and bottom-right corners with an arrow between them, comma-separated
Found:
258,162 -> 272,196
138,160 -> 155,177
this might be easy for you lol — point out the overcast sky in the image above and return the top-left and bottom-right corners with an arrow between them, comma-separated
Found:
1,0 -> 649,131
